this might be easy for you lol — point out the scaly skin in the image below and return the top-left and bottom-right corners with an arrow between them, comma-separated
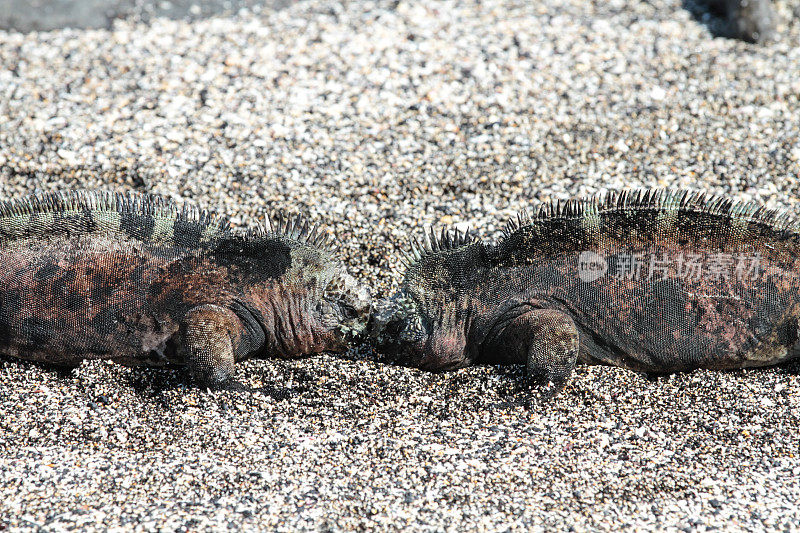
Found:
0,191 -> 371,389
370,189 -> 800,396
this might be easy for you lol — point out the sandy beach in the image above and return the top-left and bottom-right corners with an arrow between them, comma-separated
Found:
0,0 -> 799,530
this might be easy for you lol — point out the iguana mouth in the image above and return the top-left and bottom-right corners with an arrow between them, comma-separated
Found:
367,297 -> 403,344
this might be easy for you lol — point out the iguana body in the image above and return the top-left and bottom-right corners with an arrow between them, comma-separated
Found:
370,189 -> 800,394
0,191 -> 370,388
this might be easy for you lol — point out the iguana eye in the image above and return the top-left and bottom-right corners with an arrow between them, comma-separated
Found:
341,303 -> 358,319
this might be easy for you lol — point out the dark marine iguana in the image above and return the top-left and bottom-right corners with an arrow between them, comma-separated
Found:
370,189 -> 800,396
0,191 -> 370,389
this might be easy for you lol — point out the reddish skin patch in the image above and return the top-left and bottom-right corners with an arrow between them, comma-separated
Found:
0,236 -> 343,372
419,331 -> 468,371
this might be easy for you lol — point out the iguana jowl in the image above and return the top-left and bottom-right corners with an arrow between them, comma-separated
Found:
0,191 -> 371,389
370,189 -> 800,395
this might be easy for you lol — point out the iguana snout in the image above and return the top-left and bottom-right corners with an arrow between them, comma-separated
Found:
321,269 -> 372,344
369,295 -> 424,362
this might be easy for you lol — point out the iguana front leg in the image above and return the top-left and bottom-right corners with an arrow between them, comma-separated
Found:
482,308 -> 579,397
179,304 -> 252,390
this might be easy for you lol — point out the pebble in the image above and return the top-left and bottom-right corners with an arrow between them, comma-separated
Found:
1,0 -> 799,530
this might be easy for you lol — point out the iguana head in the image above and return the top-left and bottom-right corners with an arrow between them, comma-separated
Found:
319,266 -> 372,346
370,292 -> 427,365
369,229 -> 483,371
265,215 -> 372,351
225,215 -> 372,357
272,241 -> 372,355
369,289 -> 478,371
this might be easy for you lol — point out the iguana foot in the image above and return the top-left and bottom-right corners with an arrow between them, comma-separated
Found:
484,308 -> 579,398
180,304 -> 244,389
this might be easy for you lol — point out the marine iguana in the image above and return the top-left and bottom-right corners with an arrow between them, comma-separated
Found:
0,191 -> 370,389
370,189 -> 800,396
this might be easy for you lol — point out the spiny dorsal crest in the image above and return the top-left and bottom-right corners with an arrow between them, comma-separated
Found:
0,190 -> 230,245
0,190 -> 333,250
503,209 -> 531,238
502,188 -> 800,237
243,210 -> 331,250
269,211 -> 330,249
0,189 -> 222,227
404,226 -> 480,266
